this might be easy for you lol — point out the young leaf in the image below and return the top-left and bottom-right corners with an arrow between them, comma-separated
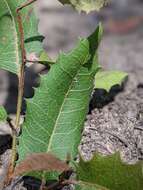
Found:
95,71 -> 128,92
0,0 -> 42,74
76,153 -> 143,190
13,153 -> 69,177
59,0 -> 109,13
0,106 -> 7,121
18,25 -> 102,180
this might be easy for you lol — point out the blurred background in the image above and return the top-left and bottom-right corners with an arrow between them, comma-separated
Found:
1,0 -> 143,113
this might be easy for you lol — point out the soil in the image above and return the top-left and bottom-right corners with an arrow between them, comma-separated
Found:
81,75 -> 143,163
1,1 -> 143,189
79,28 -> 143,162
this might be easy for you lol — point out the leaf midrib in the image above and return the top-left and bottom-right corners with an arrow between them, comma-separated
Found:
46,69 -> 80,153
46,46 -> 89,154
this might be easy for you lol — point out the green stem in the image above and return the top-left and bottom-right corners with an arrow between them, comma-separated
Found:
10,63 -> 25,173
7,0 -> 37,181
7,11 -> 26,181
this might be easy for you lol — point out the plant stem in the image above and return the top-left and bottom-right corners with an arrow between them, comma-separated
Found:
7,0 -> 37,180
7,9 -> 26,181
10,64 -> 25,173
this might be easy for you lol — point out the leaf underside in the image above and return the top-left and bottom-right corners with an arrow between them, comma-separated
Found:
0,0 -> 42,74
18,25 -> 102,180
76,152 -> 143,190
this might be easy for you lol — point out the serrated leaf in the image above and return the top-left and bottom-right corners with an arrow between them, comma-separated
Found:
59,0 -> 109,13
0,106 -> 7,121
76,153 -> 143,190
18,25 -> 102,180
14,153 -> 69,177
0,0 -> 42,74
95,71 -> 128,92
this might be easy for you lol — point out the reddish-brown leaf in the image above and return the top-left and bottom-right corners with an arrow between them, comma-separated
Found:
13,153 -> 70,177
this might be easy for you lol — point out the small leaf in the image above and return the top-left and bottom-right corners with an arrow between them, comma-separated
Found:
39,51 -> 55,66
14,153 -> 69,177
94,71 -> 128,92
39,51 -> 52,62
76,152 -> 143,190
59,0 -> 109,13
0,106 -> 7,121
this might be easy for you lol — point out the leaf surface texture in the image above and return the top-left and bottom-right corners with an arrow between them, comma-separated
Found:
18,25 -> 102,180
76,153 -> 143,190
0,106 -> 7,121
0,0 -> 42,74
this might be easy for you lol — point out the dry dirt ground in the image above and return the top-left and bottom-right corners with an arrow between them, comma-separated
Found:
80,30 -> 143,163
1,0 -> 143,189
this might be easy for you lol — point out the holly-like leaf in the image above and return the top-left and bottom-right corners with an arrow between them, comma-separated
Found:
95,71 -> 128,92
18,25 -> 102,180
0,106 -> 7,121
76,153 -> 143,190
59,0 -> 109,13
14,153 -> 69,177
0,0 -> 42,74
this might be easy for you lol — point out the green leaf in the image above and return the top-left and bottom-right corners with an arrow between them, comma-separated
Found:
75,182 -> 109,190
18,25 -> 102,180
95,71 -> 128,92
0,106 -> 7,121
0,2 -> 9,18
39,51 -> 55,66
0,0 -> 42,74
0,15 -> 18,73
59,0 -> 109,13
76,153 -> 143,190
